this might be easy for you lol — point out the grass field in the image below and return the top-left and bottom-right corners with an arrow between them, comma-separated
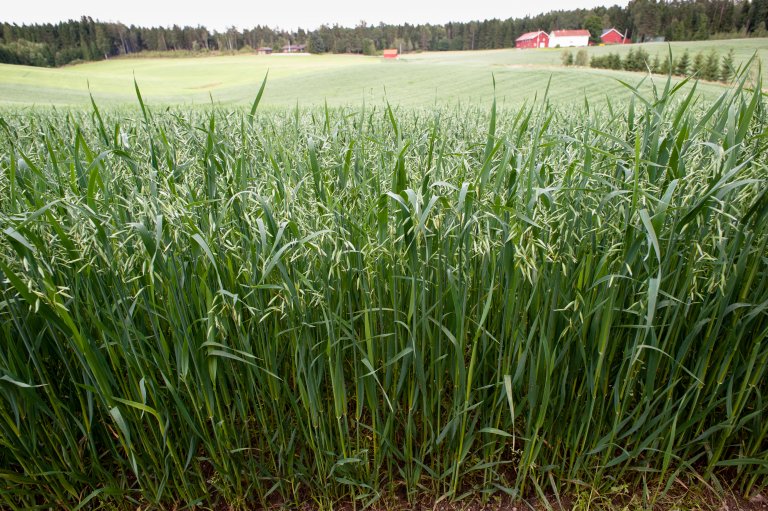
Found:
1,53 -> 767,510
1,35 -> 767,509
1,38 -> 767,108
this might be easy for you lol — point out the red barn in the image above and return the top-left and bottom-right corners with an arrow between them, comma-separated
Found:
600,28 -> 630,44
383,49 -> 398,59
515,31 -> 549,49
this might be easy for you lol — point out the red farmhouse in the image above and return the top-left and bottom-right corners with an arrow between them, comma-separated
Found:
600,28 -> 630,44
383,49 -> 398,59
515,31 -> 549,49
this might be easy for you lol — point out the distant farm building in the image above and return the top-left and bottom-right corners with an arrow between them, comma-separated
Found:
601,28 -> 630,44
257,47 -> 273,55
515,31 -> 549,49
383,49 -> 398,59
281,44 -> 306,53
549,29 -> 590,47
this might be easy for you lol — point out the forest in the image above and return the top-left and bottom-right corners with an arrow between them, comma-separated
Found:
0,0 -> 767,67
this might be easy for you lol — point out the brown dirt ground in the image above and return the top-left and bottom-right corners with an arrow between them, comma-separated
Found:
237,490 -> 768,511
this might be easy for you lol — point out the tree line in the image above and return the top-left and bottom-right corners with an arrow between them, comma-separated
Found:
589,47 -> 737,82
1,0 -> 767,67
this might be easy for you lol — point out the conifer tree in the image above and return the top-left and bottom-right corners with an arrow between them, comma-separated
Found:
610,52 -> 622,70
659,53 -> 673,75
561,49 -> 574,66
720,49 -> 735,82
623,48 -> 636,70
675,50 -> 690,75
575,49 -> 589,67
692,51 -> 705,76
637,48 -> 650,70
704,50 -> 720,80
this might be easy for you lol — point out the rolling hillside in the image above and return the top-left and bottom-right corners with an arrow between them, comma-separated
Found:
1,38 -> 766,108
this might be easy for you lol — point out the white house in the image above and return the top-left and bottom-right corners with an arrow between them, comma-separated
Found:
549,29 -> 590,47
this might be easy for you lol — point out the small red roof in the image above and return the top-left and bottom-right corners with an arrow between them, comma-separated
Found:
601,28 -> 625,38
551,30 -> 590,37
516,31 -> 547,41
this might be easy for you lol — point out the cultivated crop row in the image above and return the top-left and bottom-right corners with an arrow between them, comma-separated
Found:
0,75 -> 766,509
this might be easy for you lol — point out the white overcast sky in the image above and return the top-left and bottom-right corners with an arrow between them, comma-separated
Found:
2,0 -> 629,31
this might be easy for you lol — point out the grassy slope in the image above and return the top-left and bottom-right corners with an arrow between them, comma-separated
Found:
1,71 -> 766,510
0,38 -> 766,108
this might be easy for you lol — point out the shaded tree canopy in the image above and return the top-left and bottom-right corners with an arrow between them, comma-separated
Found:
584,15 -> 604,44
